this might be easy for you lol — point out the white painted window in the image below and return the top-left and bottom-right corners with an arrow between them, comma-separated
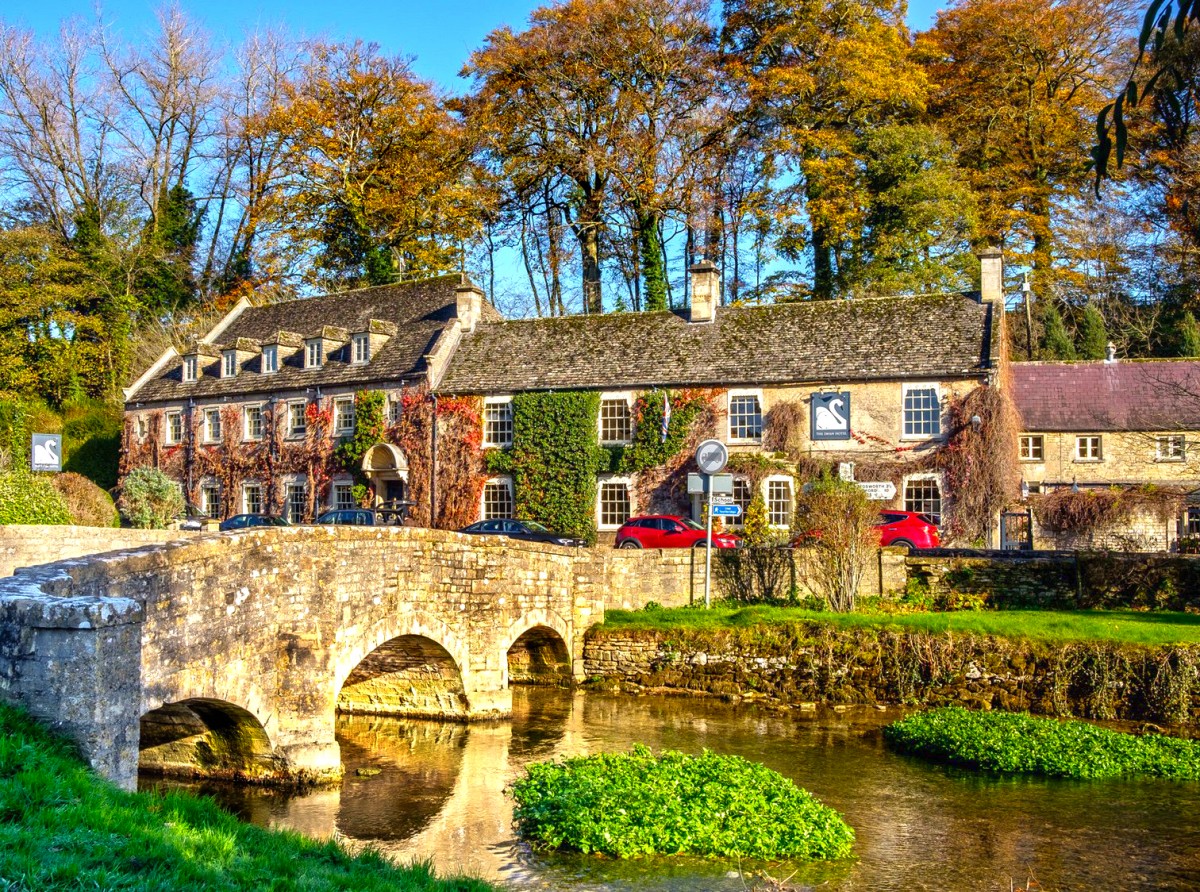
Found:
483,397 -> 513,448
764,475 -> 793,527
481,477 -> 514,520
903,384 -> 941,438
1156,434 -> 1185,461
137,416 -> 147,439
598,393 -> 634,444
597,477 -> 632,529
334,398 -> 356,435
243,482 -> 263,515
182,355 -> 198,382
305,339 -> 323,369
222,351 -> 238,378
288,402 -> 307,438
388,395 -> 402,424
244,405 -> 264,441
331,479 -> 354,510
352,333 -> 370,364
200,482 -> 220,518
204,408 -> 222,443
1076,435 -> 1102,461
728,391 -> 763,442
165,411 -> 182,445
285,481 -> 308,523
1019,434 -> 1044,461
904,475 -> 942,523
262,345 -> 278,374
730,476 -> 753,527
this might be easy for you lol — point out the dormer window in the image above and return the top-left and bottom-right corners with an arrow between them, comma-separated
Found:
306,340 -> 323,369
352,333 -> 370,364
262,345 -> 278,374
222,350 -> 238,378
182,355 -> 198,382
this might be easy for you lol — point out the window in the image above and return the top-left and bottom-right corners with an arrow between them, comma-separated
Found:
1019,435 -> 1044,461
765,477 -> 793,527
244,405 -> 264,441
1156,434 -> 1186,461
388,396 -> 402,424
262,345 -> 278,374
332,480 -> 354,510
288,402 -> 307,438
903,385 -> 941,438
137,416 -> 147,439
732,477 -> 753,524
204,408 -> 222,442
483,398 -> 513,447
243,483 -> 262,515
165,411 -> 182,444
904,477 -> 942,524
481,477 -> 514,519
334,398 -> 356,435
222,351 -> 238,378
285,482 -> 307,523
201,483 -> 220,518
1076,435 -> 1102,461
305,340 -> 323,369
599,397 -> 633,444
352,333 -> 370,364
182,355 -> 198,382
598,479 -> 631,528
728,393 -> 763,441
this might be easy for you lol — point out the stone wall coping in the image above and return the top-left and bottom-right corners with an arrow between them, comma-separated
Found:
0,565 -> 143,628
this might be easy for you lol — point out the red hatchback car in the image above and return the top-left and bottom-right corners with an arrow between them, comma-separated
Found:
615,515 -> 741,549
791,510 -> 940,550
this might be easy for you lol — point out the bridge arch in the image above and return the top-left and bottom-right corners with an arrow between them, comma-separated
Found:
503,610 -> 574,685
139,698 -> 283,782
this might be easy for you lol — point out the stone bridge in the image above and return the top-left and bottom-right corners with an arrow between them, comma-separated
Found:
0,526 -> 699,790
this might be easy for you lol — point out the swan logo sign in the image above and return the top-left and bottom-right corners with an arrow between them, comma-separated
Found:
31,433 -> 62,472
811,392 -> 851,441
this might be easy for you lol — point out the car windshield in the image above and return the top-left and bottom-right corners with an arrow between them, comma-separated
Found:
681,518 -> 705,530
522,521 -> 550,533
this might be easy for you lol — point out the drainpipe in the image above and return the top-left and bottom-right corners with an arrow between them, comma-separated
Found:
429,393 -> 438,527
185,398 -> 195,495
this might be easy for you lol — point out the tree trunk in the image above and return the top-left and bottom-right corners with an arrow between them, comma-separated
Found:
638,206 -> 668,312
812,224 -> 835,300
576,221 -> 603,314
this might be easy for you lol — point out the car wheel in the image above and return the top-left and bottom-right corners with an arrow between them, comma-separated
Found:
692,540 -> 709,548
889,538 -> 916,552
618,539 -> 641,549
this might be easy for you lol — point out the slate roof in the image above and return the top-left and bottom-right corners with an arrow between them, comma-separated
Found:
131,275 -> 498,403
438,292 -> 994,394
1012,361 -> 1200,431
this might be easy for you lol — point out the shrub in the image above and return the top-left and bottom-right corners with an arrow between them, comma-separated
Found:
0,470 -> 72,525
884,707 -> 1200,779
509,745 -> 854,860
52,472 -> 119,527
118,466 -> 184,529
793,474 -> 877,612
61,399 -> 122,490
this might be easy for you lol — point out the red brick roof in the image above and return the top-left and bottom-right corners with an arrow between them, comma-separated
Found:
1011,361 -> 1200,431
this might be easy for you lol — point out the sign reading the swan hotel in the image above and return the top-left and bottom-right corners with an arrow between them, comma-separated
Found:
810,392 -> 851,441
30,433 -> 62,472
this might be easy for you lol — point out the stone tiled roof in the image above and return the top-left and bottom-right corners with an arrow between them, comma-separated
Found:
131,275 -> 498,403
438,292 -> 994,394
1012,361 -> 1200,432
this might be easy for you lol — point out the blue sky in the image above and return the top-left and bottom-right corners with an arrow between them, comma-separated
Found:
10,0 -> 951,93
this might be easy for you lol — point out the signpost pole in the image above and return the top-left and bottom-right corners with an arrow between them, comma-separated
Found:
705,479 -> 714,609
693,439 -> 729,611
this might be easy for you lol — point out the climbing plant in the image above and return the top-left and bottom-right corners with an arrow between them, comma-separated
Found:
334,390 -> 387,480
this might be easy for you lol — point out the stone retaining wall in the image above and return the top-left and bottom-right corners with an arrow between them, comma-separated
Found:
0,525 -> 187,578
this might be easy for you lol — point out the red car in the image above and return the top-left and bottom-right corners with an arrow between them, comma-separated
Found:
791,510 -> 940,550
615,515 -> 742,549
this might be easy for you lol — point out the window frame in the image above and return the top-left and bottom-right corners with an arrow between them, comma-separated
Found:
903,473 -> 943,524
330,477 -> 355,511
243,404 -> 264,441
284,479 -> 308,524
352,333 -> 370,364
727,389 -> 764,443
165,411 -> 182,445
305,339 -> 323,369
200,482 -> 221,519
242,482 -> 263,515
480,476 -> 515,520
287,401 -> 308,439
203,408 -> 222,443
1156,434 -> 1186,462
763,474 -> 794,528
1019,434 -> 1044,462
261,345 -> 279,374
902,383 -> 942,440
222,351 -> 238,378
483,396 -> 514,448
182,355 -> 198,382
333,397 -> 356,436
598,391 -> 635,445
596,476 -> 633,530
1075,435 -> 1103,462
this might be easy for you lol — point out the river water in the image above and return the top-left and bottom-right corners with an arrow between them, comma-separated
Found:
148,688 -> 1200,891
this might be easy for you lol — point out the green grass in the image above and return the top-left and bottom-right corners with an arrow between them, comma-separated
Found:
600,605 -> 1200,647
0,703 -> 496,892
884,707 -> 1200,779
510,745 -> 854,860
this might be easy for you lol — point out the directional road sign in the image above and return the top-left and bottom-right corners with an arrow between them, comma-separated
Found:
712,504 -> 742,517
858,481 -> 897,501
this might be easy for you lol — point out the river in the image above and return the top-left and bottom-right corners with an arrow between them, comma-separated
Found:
145,687 -> 1200,891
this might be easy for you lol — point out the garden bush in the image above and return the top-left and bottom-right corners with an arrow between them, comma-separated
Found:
509,744 -> 854,860
52,472 -> 119,527
0,470 -> 72,525
884,707 -> 1200,779
118,466 -> 184,529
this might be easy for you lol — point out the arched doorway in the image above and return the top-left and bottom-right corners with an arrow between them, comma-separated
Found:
338,634 -> 468,719
362,443 -> 409,508
139,698 -> 282,782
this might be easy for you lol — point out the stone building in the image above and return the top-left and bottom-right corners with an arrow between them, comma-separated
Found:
1011,359 -> 1200,550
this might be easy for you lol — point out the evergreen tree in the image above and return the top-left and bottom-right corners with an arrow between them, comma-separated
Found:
1177,310 -> 1200,357
1039,300 -> 1076,359
1077,304 -> 1108,359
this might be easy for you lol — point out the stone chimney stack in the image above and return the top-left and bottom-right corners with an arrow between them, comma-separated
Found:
456,283 -> 484,333
689,260 -> 720,324
978,248 -> 1003,305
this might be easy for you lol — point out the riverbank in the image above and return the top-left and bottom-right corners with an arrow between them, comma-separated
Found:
0,703 -> 497,891
584,607 -> 1200,728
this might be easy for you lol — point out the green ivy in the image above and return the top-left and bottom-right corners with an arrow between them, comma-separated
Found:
484,447 -> 514,475
510,391 -> 604,544
334,391 -> 387,480
616,390 -> 707,474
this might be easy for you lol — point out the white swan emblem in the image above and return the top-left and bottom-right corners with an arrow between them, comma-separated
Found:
814,397 -> 847,432
32,438 -> 59,467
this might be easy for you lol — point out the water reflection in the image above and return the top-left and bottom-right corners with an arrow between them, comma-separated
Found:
146,689 -> 1200,891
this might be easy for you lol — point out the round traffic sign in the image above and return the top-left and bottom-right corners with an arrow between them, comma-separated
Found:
695,438 -> 728,474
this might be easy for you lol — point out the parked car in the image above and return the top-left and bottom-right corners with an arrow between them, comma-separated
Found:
316,501 -> 416,527
791,510 -> 940,551
218,513 -> 290,532
459,519 -> 587,547
174,502 -> 216,532
614,515 -> 741,549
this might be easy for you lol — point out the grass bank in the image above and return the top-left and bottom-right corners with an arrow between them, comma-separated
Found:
0,704 -> 496,891
601,605 -> 1200,647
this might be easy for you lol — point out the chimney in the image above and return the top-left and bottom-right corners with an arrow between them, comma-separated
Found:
1105,341 -> 1117,363
456,283 -> 484,333
689,260 -> 720,324
978,248 -> 1003,305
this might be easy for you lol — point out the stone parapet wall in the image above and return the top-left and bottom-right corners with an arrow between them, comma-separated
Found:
0,525 -> 188,578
